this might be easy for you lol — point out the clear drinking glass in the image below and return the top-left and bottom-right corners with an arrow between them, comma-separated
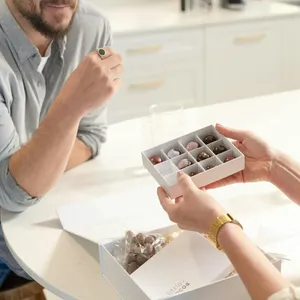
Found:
148,103 -> 184,147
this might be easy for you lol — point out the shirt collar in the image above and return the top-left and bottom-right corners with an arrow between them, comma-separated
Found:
0,0 -> 67,64
57,36 -> 67,58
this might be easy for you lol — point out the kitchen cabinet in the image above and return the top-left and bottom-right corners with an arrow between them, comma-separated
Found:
113,29 -> 203,73
108,28 -> 204,124
282,16 -> 300,91
204,20 -> 282,104
108,67 -> 201,123
103,1 -> 300,124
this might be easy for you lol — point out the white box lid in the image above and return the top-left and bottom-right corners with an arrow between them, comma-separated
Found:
129,230 -> 233,299
56,190 -> 173,243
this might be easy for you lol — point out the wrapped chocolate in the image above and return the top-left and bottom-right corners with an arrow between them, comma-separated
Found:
112,230 -> 181,275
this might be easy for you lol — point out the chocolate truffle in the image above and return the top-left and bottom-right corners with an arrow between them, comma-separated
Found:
150,155 -> 162,165
136,254 -> 148,266
125,230 -> 135,241
127,262 -> 138,274
186,141 -> 199,151
197,151 -> 210,161
224,155 -> 235,162
125,230 -> 137,251
145,235 -> 156,245
178,158 -> 192,169
203,135 -> 217,144
123,230 -> 180,275
144,244 -> 154,256
167,149 -> 181,159
205,165 -> 215,170
131,244 -> 142,254
213,145 -> 227,155
127,253 -> 136,264
136,233 -> 146,246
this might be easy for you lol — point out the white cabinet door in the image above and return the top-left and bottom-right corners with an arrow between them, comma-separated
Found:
108,29 -> 204,124
205,20 -> 282,104
107,67 -> 201,124
113,28 -> 204,75
282,16 -> 300,91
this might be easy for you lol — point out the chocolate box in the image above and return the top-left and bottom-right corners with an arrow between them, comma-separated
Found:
99,225 -> 282,300
142,125 -> 245,198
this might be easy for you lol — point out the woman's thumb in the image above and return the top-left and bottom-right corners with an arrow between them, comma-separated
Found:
177,171 -> 197,193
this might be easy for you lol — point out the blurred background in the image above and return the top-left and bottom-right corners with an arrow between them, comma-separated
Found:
87,0 -> 300,124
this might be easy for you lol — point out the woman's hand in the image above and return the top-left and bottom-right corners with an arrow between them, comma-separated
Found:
157,172 -> 225,234
156,124 -> 276,233
157,172 -> 291,300
206,124 -> 276,189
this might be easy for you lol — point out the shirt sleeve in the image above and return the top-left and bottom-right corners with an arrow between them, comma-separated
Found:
76,19 -> 112,157
0,96 -> 39,212
77,106 -> 108,158
268,285 -> 300,300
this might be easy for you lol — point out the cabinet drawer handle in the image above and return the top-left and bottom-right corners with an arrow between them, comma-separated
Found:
127,45 -> 163,54
129,79 -> 165,90
234,34 -> 266,45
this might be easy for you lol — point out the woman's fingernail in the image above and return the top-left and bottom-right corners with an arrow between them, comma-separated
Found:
178,171 -> 183,177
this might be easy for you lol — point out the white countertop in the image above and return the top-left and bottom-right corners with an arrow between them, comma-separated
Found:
92,0 -> 300,34
2,89 -> 300,300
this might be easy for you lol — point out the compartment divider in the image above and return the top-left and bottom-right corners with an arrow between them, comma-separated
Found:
187,152 -> 197,163
178,141 -> 189,153
195,135 -> 205,147
215,156 -> 223,164
203,145 -> 215,157
197,162 -> 205,172
160,150 -> 170,160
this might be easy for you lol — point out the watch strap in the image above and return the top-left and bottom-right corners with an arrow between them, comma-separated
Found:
206,213 -> 243,250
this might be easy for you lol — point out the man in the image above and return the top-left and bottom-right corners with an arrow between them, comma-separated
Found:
0,0 -> 122,285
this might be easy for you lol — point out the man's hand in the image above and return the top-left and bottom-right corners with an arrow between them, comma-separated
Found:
58,47 -> 123,118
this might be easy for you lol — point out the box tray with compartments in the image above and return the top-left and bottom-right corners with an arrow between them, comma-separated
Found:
142,125 -> 245,198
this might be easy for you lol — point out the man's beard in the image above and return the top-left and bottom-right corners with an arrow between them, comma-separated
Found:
13,0 -> 77,40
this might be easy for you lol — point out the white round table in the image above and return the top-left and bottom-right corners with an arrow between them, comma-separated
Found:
2,90 -> 300,300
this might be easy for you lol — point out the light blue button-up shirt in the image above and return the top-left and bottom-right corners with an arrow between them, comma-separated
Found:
0,0 -> 111,277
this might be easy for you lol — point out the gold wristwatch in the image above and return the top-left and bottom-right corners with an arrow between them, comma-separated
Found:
205,213 -> 243,251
